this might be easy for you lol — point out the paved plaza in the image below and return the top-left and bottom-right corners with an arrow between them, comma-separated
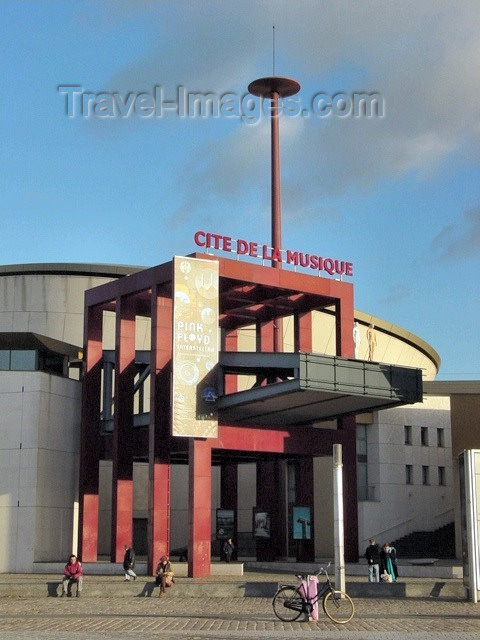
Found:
0,592 -> 480,640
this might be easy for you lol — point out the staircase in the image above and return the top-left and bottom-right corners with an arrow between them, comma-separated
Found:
390,522 -> 456,559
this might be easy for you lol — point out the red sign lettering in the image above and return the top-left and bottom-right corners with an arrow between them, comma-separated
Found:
193,231 -> 353,277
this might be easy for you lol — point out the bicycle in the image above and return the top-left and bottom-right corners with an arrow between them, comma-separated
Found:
272,562 -> 355,624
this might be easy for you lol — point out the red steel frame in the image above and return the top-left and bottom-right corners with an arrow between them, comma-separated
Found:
78,254 -> 357,576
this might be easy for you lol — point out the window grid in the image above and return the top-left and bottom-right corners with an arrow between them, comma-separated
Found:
404,425 -> 412,445
406,464 -> 413,485
438,466 -> 446,486
421,427 -> 428,446
422,465 -> 430,485
437,428 -> 445,448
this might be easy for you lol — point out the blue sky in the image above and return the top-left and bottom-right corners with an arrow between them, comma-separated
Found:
1,1 -> 479,380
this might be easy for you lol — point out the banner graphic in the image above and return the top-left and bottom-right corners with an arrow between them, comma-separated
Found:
172,256 -> 219,437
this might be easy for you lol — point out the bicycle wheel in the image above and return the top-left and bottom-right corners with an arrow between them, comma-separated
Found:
322,589 -> 355,624
272,586 -> 304,622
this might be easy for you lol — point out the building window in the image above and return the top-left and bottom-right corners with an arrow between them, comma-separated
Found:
0,350 -> 10,370
422,465 -> 430,485
438,466 -> 446,486
357,424 -> 374,500
406,465 -> 413,485
437,428 -> 445,448
404,425 -> 412,445
421,427 -> 429,446
0,348 -> 65,376
10,350 -> 37,371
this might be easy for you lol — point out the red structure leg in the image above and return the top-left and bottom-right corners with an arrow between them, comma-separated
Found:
295,310 -> 313,352
79,304 -> 103,561
148,289 -> 172,573
223,329 -> 238,394
111,295 -> 136,562
188,438 -> 212,577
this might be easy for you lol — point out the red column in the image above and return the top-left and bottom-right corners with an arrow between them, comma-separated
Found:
295,310 -> 313,352
78,304 -> 103,561
223,329 -> 238,394
336,295 -> 355,358
257,320 -> 275,384
111,295 -> 136,562
258,320 -> 274,352
188,438 -> 212,577
148,287 -> 172,574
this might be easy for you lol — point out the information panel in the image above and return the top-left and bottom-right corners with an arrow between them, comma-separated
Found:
172,256 -> 219,438
459,449 -> 480,602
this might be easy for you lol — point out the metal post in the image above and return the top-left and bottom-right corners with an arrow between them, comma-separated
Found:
333,444 -> 345,593
465,450 -> 479,602
270,89 -> 281,268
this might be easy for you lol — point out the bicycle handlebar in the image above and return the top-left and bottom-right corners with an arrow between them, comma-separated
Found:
295,561 -> 332,580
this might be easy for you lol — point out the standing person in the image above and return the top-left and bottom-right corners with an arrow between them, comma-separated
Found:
155,555 -> 174,597
123,544 -> 136,582
367,324 -> 377,361
364,537 -> 381,583
353,321 -> 361,359
222,538 -> 234,563
61,554 -> 83,597
380,543 -> 398,582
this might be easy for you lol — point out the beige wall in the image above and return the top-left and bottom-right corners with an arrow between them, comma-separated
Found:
0,371 -> 81,572
451,394 -> 480,458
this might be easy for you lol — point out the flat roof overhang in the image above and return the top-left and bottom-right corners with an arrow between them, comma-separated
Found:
218,352 -> 423,427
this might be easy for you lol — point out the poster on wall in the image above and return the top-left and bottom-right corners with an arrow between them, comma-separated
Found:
172,256 -> 219,438
216,509 -> 235,540
253,509 -> 271,539
293,506 -> 311,540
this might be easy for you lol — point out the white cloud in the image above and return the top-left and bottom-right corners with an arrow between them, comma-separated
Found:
96,1 -> 480,222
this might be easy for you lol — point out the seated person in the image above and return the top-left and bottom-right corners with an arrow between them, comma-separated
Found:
62,554 -> 83,597
155,555 -> 174,597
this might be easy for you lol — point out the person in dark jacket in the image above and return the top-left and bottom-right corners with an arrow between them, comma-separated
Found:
123,544 -> 136,581
222,538 -> 234,563
380,543 -> 398,582
365,537 -> 381,582
62,554 -> 83,597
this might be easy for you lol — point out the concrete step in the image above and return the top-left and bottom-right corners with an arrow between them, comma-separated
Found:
0,573 -> 466,600
33,561 -> 244,577
248,560 -> 463,579
346,580 -> 466,599
33,559 -> 462,580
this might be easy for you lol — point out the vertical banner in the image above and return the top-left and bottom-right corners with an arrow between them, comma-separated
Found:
172,256 -> 219,438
